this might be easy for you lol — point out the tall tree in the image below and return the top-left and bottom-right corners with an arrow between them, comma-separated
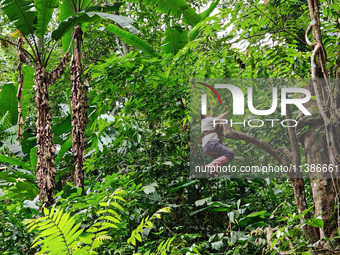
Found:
58,0 -> 90,192
1,0 -> 139,205
0,0 -> 69,208
305,0 -> 340,242
56,0 -> 139,191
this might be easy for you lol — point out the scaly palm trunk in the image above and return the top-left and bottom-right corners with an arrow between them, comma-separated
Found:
34,53 -> 69,208
70,25 -> 88,191
34,64 -> 56,208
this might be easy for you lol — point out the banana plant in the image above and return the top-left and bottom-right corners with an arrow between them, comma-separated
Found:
127,0 -> 202,26
0,0 -> 65,208
53,0 -> 139,192
105,0 -> 220,57
0,0 -> 137,207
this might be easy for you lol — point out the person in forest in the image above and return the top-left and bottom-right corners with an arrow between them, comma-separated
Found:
200,106 -> 234,169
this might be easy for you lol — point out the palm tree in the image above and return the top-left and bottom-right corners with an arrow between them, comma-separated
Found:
0,0 -> 70,208
0,0 -> 137,207
56,0 -> 139,191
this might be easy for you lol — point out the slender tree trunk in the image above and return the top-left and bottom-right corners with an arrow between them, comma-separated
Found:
16,37 -> 25,142
304,0 -> 340,245
306,0 -> 340,167
35,63 -> 56,208
298,116 -> 331,240
286,105 -> 319,241
70,25 -> 87,191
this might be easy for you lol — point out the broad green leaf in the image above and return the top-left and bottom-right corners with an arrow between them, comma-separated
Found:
59,0 -> 74,22
307,216 -> 324,228
195,198 -> 209,206
135,233 -> 142,242
52,115 -> 72,144
58,0 -> 92,52
0,154 -> 32,170
110,201 -> 124,211
21,129 -> 37,159
58,0 -> 75,52
52,12 -> 138,42
161,26 -> 188,55
99,215 -> 120,224
85,3 -> 123,12
0,84 -> 18,125
55,138 -> 72,165
228,211 -> 235,223
0,170 -> 38,200
100,222 -> 118,229
1,0 -> 37,36
200,0 -> 220,20
29,146 -> 37,170
107,209 -> 121,220
211,240 -> 223,250
107,24 -> 160,58
21,65 -> 34,120
127,0 -> 201,26
34,0 -> 58,37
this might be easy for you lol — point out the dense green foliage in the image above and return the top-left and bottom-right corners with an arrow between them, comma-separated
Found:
0,0 -> 339,254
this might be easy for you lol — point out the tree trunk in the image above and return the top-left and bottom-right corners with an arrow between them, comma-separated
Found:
70,25 -> 87,191
286,106 -> 319,241
34,63 -> 56,208
305,0 -> 340,245
16,37 -> 25,142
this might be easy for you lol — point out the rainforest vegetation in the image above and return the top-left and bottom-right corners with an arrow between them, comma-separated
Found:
0,0 -> 340,254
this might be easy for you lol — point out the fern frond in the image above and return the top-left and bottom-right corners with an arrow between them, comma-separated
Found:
3,125 -> 17,135
81,191 -> 124,254
0,111 -> 12,132
156,235 -> 176,255
24,189 -> 126,255
25,206 -> 84,255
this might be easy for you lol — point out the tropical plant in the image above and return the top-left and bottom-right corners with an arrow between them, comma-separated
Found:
1,0 -> 340,254
0,0 -> 137,206
54,0 -> 138,191
25,189 -> 125,254
24,187 -> 174,255
105,0 -> 220,57
0,111 -> 16,147
128,207 -> 171,246
1,0 -> 70,207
